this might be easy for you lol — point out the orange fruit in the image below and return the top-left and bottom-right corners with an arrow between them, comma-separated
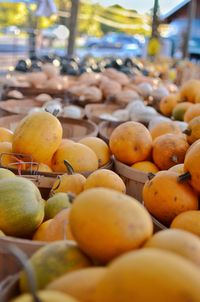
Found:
79,137 -> 110,167
95,249 -> 200,302
109,121 -> 152,165
172,102 -> 193,121
47,267 -> 107,302
131,161 -> 159,173
33,208 -> 75,242
152,134 -> 189,170
143,171 -> 198,225
184,104 -> 200,122
52,143 -> 98,173
70,188 -> 153,263
84,169 -> 126,193
32,219 -> 53,241
144,229 -> 200,266
159,94 -> 178,117
150,121 -> 181,140
180,79 -> 200,103
171,211 -> 200,238
0,127 -> 13,143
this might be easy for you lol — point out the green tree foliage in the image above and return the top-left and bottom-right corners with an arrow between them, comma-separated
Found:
0,3 -> 27,27
78,2 -> 102,36
0,0 -> 151,36
0,3 -> 57,30
97,4 -> 150,35
37,15 -> 57,29
77,2 -> 150,36
54,0 -> 70,26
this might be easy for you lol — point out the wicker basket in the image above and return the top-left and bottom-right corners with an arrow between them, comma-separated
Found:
0,100 -> 85,120
113,160 -> 167,232
114,159 -> 166,231
0,236 -> 76,284
65,91 -> 103,108
114,159 -> 148,202
3,86 -> 68,99
85,104 -> 121,124
0,99 -> 42,116
0,237 -> 46,282
0,156 -> 113,183
1,275 -> 19,302
98,121 -> 122,144
0,114 -> 98,141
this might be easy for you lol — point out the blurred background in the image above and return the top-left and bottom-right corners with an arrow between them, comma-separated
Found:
0,0 -> 199,74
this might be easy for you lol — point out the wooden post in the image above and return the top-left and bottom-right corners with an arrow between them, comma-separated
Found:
147,0 -> 160,60
28,29 -> 37,59
151,0 -> 159,38
67,0 -> 80,57
27,5 -> 37,59
183,0 -> 197,58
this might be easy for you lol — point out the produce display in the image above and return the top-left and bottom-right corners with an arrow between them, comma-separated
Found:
2,58 -> 177,117
0,112 -> 111,174
1,60 -> 200,302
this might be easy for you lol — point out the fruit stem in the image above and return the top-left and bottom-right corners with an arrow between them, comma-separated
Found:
64,160 -> 74,175
67,192 -> 75,203
178,171 -> 191,182
44,108 -> 60,117
183,128 -> 192,136
6,245 -> 41,302
148,172 -> 155,180
52,109 -> 60,117
50,175 -> 61,196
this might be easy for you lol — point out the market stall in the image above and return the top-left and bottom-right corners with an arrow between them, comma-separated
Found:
0,1 -> 200,302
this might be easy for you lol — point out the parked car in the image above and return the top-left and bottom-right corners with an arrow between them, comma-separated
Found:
85,33 -> 142,57
85,36 -> 101,48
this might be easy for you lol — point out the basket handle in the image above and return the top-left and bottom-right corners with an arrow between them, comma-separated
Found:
0,152 -> 40,180
4,244 -> 42,302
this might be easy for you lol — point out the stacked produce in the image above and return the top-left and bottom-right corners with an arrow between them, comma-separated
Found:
107,78 -> 200,232
0,110 -> 128,240
4,63 -> 69,91
3,58 -> 178,109
13,55 -> 178,77
0,111 -> 112,174
4,188 -> 200,302
2,63 -> 200,301
0,170 -> 127,240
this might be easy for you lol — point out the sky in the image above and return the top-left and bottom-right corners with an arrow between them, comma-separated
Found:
90,0 -> 187,15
